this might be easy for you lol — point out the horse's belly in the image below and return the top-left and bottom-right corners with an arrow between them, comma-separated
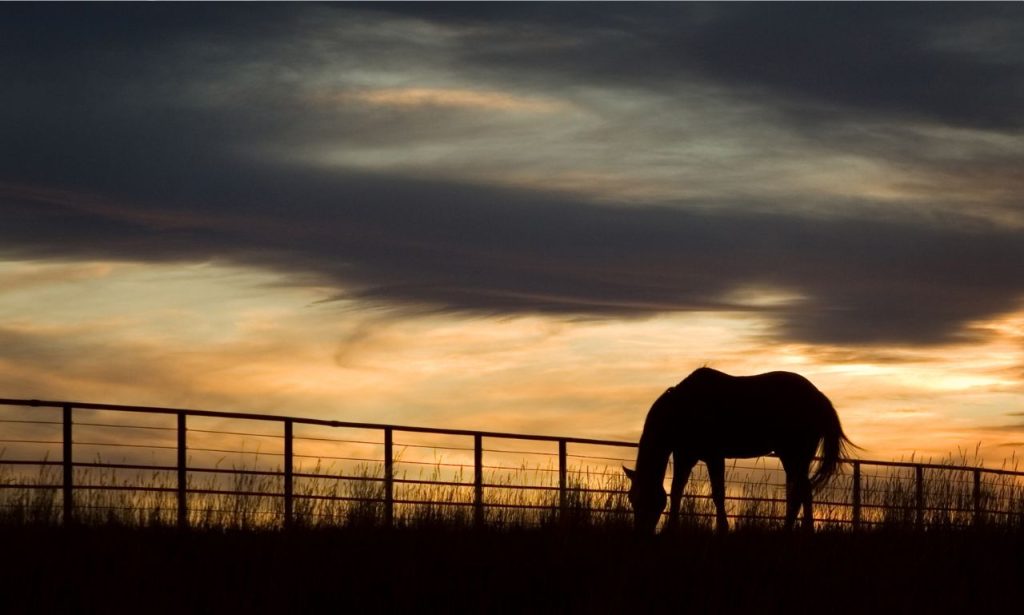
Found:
691,428 -> 777,459
717,445 -> 774,459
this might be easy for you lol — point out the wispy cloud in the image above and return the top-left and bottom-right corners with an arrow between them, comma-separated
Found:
324,87 -> 569,113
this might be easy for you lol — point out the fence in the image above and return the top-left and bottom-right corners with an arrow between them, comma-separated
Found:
1,398 -> 1022,530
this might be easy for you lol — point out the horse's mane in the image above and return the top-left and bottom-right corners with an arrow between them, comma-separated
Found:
679,366 -> 727,387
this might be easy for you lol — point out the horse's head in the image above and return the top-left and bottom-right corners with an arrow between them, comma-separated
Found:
623,466 -> 666,535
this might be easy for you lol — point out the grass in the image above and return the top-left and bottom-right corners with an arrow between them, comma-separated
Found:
2,457 -> 1022,613
2,453 -> 1023,532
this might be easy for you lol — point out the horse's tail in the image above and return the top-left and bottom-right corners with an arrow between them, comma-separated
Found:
810,396 -> 855,492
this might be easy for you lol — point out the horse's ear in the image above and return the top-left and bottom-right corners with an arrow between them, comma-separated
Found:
623,466 -> 636,480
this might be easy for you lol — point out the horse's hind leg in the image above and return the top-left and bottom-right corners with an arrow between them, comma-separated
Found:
706,457 -> 729,533
781,455 -> 811,531
784,480 -> 798,530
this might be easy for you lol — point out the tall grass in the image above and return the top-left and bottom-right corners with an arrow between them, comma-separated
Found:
2,452 -> 1022,532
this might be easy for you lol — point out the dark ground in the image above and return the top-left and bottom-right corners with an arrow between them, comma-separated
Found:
1,526 -> 1021,614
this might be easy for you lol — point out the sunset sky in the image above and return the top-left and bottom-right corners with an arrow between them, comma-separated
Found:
2,3 -> 1024,465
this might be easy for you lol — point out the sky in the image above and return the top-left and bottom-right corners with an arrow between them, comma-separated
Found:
2,3 -> 1024,466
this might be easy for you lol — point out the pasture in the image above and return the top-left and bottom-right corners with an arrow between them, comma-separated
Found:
1,398 -> 1023,613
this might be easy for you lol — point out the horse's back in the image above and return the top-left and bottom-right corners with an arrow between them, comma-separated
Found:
665,368 -> 834,457
682,368 -> 827,409
738,370 -> 828,404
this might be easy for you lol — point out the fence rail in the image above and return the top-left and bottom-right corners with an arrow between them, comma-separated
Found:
1,398 -> 1022,530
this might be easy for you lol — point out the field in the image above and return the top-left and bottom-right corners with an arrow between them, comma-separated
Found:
2,463 -> 1022,614
2,401 -> 1024,613
2,524 -> 1022,614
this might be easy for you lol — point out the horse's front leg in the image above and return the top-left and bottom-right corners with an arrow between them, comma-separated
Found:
667,455 -> 696,531
706,457 -> 729,533
800,476 -> 814,532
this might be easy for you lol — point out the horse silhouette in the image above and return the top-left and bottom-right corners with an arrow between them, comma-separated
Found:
624,367 -> 853,534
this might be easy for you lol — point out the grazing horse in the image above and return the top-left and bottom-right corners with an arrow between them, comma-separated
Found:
624,367 -> 853,534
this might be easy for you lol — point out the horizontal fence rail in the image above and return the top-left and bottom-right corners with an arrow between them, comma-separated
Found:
1,398 -> 1022,531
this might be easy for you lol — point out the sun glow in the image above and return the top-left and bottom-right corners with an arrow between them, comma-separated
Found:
2,258 -> 1023,464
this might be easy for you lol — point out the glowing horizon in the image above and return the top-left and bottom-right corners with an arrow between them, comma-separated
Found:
1,259 -> 1021,466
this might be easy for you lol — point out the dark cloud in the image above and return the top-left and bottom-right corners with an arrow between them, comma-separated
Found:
8,3 -> 1023,131
380,3 -> 1024,131
2,3 -> 1023,347
671,4 -> 1024,131
3,164 -> 1023,346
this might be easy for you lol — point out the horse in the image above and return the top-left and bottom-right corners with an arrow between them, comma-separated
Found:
623,367 -> 854,534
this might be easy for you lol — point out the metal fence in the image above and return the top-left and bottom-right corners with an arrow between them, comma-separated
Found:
1,398 -> 1022,530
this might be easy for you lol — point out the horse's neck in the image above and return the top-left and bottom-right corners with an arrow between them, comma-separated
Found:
636,394 -> 676,483
636,435 -> 671,484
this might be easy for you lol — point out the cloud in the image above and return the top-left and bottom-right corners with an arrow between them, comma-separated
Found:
2,3 -> 1024,347
0,261 -> 116,293
4,5 -> 1022,215
323,88 -> 569,113
3,166 -> 1024,346
385,3 -> 1024,131
980,423 -> 1024,433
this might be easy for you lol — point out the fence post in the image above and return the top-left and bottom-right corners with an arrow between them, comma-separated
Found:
62,405 -> 73,526
384,427 -> 393,528
283,419 -> 293,529
474,434 -> 484,529
915,465 -> 925,528
973,468 -> 982,527
558,439 -> 567,524
177,412 -> 187,529
851,461 -> 861,531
